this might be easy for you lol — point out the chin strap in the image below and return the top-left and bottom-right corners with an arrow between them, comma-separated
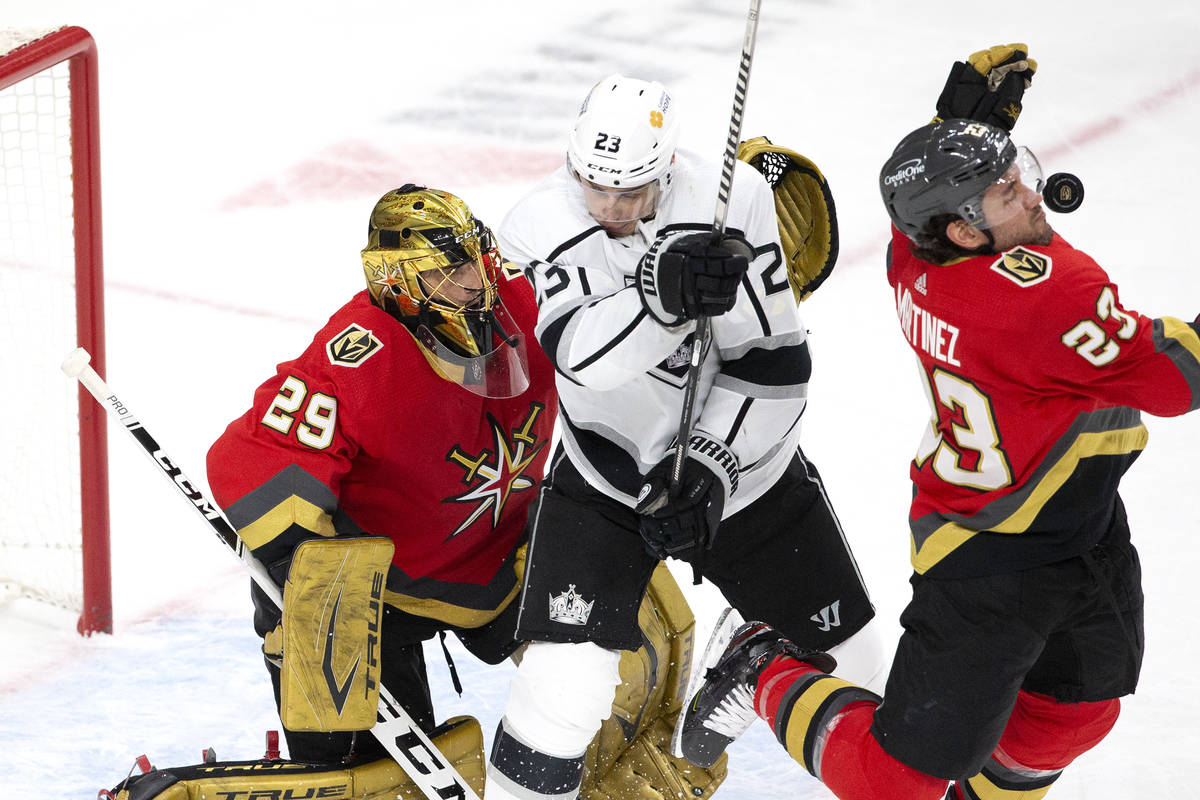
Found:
981,227 -> 998,254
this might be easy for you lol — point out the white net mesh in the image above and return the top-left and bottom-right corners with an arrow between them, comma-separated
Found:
0,27 -> 61,58
0,28 -> 86,612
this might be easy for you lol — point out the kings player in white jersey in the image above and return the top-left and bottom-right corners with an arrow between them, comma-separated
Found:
483,75 -> 886,800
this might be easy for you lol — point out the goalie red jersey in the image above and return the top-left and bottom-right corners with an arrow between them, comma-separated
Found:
887,227 -> 1200,577
206,279 -> 556,628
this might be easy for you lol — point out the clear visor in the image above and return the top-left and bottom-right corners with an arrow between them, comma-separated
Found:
570,169 -> 662,236
971,146 -> 1044,230
414,296 -> 531,399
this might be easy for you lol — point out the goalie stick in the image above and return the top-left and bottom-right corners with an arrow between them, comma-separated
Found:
670,0 -> 762,583
61,347 -> 482,800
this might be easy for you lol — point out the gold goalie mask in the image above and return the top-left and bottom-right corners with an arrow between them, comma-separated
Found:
361,185 -> 530,398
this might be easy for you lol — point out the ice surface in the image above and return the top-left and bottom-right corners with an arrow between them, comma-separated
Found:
3,1 -> 1200,797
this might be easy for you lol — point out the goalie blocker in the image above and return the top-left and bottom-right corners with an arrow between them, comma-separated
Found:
268,536 -> 394,732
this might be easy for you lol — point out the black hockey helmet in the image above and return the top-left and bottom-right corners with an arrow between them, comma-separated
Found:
880,119 -> 1018,239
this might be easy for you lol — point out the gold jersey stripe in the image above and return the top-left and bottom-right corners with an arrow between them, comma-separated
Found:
237,494 -> 337,550
383,581 -> 521,628
965,772 -> 1054,799
912,424 -> 1148,573
1160,316 -> 1200,362
1153,316 -> 1200,410
782,675 -> 862,773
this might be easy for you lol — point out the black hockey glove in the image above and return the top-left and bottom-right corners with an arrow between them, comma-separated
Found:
635,452 -> 726,561
636,231 -> 754,325
935,43 -> 1037,132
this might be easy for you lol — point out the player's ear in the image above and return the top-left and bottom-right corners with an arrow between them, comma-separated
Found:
945,218 -> 988,250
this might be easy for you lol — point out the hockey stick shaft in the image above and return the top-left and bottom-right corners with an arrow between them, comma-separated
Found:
670,0 -> 762,545
713,0 -> 761,236
61,346 -> 482,800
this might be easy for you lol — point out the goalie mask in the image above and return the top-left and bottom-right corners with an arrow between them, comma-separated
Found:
567,74 -> 680,236
361,185 -> 530,398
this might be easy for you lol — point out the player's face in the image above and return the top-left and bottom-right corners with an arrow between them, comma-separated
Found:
418,259 -> 486,309
981,165 -> 1053,251
576,175 -> 660,237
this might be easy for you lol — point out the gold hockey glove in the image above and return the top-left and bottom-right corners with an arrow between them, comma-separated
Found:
935,43 -> 1038,131
280,535 -> 394,732
736,137 -> 838,302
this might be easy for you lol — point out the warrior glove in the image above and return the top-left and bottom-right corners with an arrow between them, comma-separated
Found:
636,435 -> 739,563
635,452 -> 727,562
637,231 -> 753,326
935,43 -> 1037,132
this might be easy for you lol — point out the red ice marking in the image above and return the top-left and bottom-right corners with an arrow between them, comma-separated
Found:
1041,66 -> 1200,160
220,139 -> 561,211
105,276 -> 318,326
2,256 -> 317,325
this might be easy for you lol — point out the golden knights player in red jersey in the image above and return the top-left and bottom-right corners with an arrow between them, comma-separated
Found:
203,186 -> 720,800
672,45 -> 1200,800
207,185 -> 559,764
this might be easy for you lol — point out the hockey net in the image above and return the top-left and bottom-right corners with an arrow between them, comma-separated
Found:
0,26 -> 110,634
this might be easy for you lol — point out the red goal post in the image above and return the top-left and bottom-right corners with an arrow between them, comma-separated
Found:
0,26 -> 110,634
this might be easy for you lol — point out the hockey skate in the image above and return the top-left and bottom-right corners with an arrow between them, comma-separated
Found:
674,617 -> 836,768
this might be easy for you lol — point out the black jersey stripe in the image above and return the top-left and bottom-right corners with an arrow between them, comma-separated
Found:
561,408 -> 645,496
742,272 -> 771,336
1153,316 -> 1200,409
546,225 -> 608,261
569,307 -> 649,373
223,463 -> 337,529
722,342 -> 812,386
911,406 -> 1147,576
724,397 -> 755,443
381,545 -> 522,628
648,369 -> 688,389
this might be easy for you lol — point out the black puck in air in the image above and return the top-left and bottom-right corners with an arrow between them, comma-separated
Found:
1043,172 -> 1084,213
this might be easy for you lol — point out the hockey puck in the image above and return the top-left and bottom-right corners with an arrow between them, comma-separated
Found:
1043,172 -> 1084,213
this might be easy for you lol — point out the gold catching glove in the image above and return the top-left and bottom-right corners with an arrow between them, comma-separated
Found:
736,136 -> 838,302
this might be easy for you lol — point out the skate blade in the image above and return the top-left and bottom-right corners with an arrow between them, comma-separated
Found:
670,606 -> 745,759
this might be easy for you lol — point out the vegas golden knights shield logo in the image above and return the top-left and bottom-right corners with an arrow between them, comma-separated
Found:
327,324 -> 383,367
990,247 -> 1052,287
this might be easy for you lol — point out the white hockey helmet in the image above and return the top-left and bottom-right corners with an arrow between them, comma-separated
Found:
567,74 -> 680,190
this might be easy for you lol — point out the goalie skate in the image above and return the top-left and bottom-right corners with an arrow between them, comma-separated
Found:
673,618 -> 836,768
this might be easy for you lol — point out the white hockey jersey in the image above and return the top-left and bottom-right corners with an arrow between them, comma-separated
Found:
498,150 -> 810,516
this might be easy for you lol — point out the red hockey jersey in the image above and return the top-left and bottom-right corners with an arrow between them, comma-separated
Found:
207,274 -> 556,628
887,227 -> 1200,577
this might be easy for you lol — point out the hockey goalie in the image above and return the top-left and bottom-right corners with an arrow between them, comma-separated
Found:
101,186 -> 725,800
